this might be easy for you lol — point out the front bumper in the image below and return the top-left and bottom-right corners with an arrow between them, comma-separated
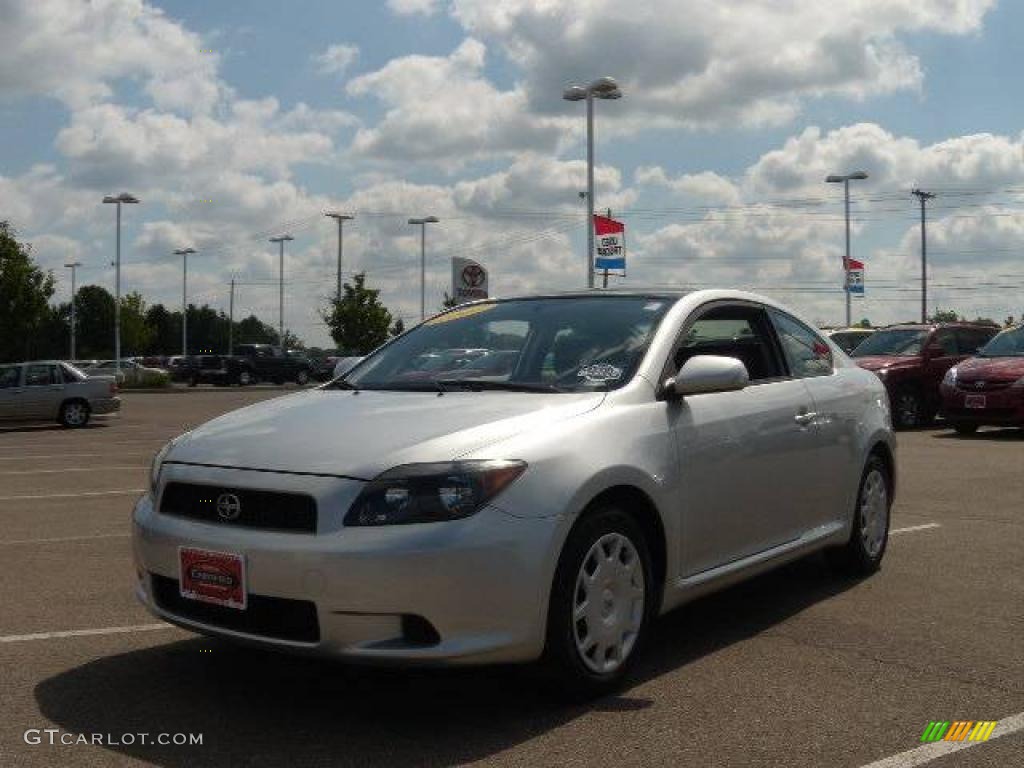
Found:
940,385 -> 1024,426
132,466 -> 561,665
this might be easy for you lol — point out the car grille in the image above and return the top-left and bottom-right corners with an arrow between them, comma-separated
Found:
957,380 -> 1014,392
160,482 -> 317,533
150,573 -> 320,643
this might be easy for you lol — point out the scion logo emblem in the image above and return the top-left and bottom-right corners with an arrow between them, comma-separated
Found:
975,381 -> 986,389
216,493 -> 242,521
461,264 -> 486,288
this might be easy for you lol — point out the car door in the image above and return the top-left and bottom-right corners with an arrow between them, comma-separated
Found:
668,302 -> 820,577
768,308 -> 855,530
21,363 -> 63,419
923,329 -> 960,409
0,365 -> 25,421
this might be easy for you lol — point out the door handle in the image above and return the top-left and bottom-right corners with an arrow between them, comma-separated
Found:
794,411 -> 817,425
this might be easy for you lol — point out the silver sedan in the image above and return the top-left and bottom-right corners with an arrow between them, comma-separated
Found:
0,361 -> 119,427
133,290 -> 895,694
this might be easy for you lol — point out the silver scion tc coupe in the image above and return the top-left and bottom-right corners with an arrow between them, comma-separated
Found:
133,290 -> 895,694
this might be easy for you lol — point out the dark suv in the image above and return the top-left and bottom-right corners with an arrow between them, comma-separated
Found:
851,323 -> 999,429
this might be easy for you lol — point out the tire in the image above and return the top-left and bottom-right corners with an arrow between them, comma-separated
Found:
295,369 -> 310,386
954,423 -> 978,435
891,387 -> 923,430
59,400 -> 91,428
544,506 -> 654,697
236,370 -> 252,387
827,453 -> 891,577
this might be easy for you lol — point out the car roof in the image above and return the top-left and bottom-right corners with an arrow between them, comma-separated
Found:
882,322 -> 997,331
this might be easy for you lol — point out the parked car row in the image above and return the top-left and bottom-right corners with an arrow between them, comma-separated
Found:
170,344 -> 315,387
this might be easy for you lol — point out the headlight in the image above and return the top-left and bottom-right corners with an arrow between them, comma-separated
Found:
150,435 -> 186,494
942,367 -> 958,386
345,460 -> 527,526
875,368 -> 888,379
1012,376 -> 1024,390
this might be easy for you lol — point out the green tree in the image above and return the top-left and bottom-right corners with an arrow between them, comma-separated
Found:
390,317 -> 406,337
70,284 -> 114,359
144,304 -> 180,355
856,317 -> 872,328
0,221 -> 56,362
120,291 -> 153,355
234,314 -> 278,345
928,309 -> 960,323
322,272 -> 393,354
441,291 -> 458,310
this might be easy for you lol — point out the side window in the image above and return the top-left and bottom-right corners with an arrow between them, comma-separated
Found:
674,304 -> 784,382
24,364 -> 58,386
954,329 -> 983,355
932,330 -> 958,356
0,366 -> 21,388
768,310 -> 833,378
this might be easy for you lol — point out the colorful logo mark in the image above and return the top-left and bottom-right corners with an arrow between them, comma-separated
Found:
920,721 -> 997,742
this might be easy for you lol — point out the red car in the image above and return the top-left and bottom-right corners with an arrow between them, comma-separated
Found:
940,324 -> 1024,434
851,322 -> 998,429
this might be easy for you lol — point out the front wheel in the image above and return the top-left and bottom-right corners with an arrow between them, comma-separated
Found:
236,370 -> 252,387
827,454 -> 891,576
295,369 -> 310,386
892,387 -> 923,430
544,507 -> 653,697
59,400 -> 91,428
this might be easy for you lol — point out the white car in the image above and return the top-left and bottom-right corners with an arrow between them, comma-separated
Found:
134,290 -> 895,694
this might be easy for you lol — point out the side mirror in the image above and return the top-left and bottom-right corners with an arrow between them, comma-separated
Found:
661,355 -> 750,399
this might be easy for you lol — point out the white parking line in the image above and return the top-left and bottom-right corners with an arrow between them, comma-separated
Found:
0,452 -> 149,461
0,466 -> 144,476
890,523 -> 941,535
858,711 -> 1024,768
0,489 -> 145,502
0,623 -> 171,644
0,533 -> 130,545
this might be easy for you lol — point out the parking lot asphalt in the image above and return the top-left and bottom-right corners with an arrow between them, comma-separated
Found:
0,391 -> 1020,768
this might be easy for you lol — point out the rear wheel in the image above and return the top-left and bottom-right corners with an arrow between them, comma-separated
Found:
892,387 -> 923,430
827,454 -> 890,576
295,369 -> 310,386
236,370 -> 252,386
544,507 -> 653,697
954,423 -> 979,435
59,400 -> 90,428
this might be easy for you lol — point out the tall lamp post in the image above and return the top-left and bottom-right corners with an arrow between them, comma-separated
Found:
563,76 -> 622,289
102,193 -> 139,378
407,216 -> 439,321
825,172 -> 868,327
174,248 -> 196,356
269,235 -> 294,346
325,212 -> 355,303
64,261 -> 82,360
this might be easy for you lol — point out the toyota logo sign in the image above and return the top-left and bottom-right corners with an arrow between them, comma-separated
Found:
216,493 -> 242,521
461,263 -> 486,288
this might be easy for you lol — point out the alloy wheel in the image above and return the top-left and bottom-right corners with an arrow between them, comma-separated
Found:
572,532 -> 646,674
859,468 -> 889,558
64,403 -> 87,426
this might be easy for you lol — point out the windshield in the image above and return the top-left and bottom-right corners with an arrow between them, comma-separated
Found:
851,329 -> 928,357
978,326 -> 1024,357
344,296 -> 672,392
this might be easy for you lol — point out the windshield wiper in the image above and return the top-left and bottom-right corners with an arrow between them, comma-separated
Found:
436,379 -> 566,393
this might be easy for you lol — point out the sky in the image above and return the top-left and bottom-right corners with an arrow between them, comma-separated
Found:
1,0 -> 1022,348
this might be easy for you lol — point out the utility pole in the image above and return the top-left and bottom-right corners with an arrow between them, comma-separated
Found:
269,235 -> 294,346
64,261 -> 82,360
912,189 -> 936,323
325,212 -> 354,303
174,248 -> 196,356
102,193 -> 139,376
407,217 -> 440,320
228,277 -> 235,355
825,172 -> 868,327
563,77 -> 622,289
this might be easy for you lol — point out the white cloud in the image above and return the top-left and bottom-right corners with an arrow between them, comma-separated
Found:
314,44 -> 359,77
449,0 -> 995,128
387,0 -> 442,16
346,38 -> 567,165
634,167 -> 742,207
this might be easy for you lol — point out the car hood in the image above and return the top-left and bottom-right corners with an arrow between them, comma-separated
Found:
956,356 -> 1024,382
166,388 -> 605,479
853,355 -> 921,372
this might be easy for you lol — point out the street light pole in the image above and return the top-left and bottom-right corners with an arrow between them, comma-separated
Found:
64,261 -> 82,360
825,172 -> 868,327
407,216 -> 439,320
912,189 -> 936,323
563,77 -> 622,289
174,248 -> 196,357
269,235 -> 294,346
228,277 -> 235,356
325,212 -> 354,304
102,193 -> 139,378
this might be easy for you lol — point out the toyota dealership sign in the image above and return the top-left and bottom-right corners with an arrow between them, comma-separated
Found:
452,257 -> 489,304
